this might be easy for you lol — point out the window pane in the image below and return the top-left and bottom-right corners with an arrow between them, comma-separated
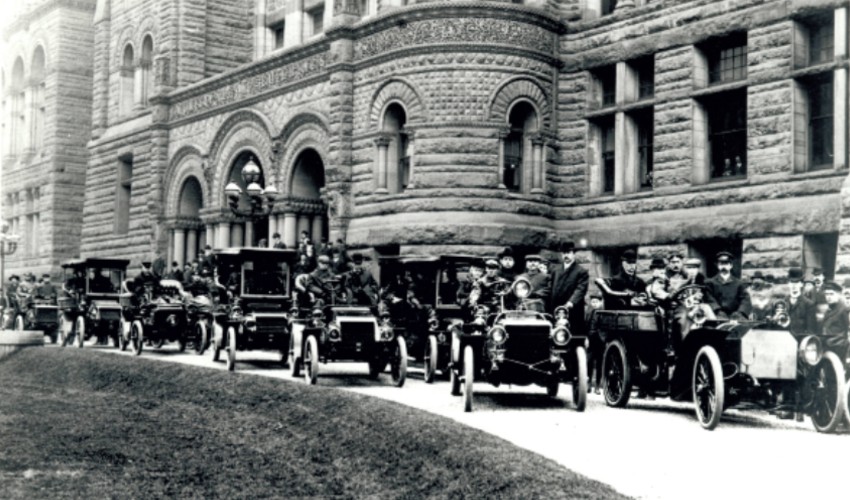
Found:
602,124 -> 615,193
809,76 -> 834,168
809,22 -> 834,65
708,91 -> 747,179
504,133 -> 522,191
638,113 -> 653,189
709,41 -> 747,84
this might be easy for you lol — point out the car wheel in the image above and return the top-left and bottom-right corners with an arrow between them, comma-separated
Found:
808,351 -> 845,433
573,345 -> 588,412
58,315 -> 70,346
463,345 -> 474,412
391,336 -> 408,388
119,317 -> 130,351
132,320 -> 144,356
424,335 -> 438,384
289,334 -> 302,377
195,322 -> 208,355
226,326 -> 237,372
304,335 -> 319,385
843,375 -> 850,430
13,315 -> 24,331
75,316 -> 86,348
602,340 -> 632,408
450,366 -> 461,396
693,345 -> 725,431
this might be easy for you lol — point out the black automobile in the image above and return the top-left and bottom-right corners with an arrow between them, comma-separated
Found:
12,293 -> 60,342
449,276 -> 588,412
595,283 -> 846,432
58,258 -> 127,347
120,278 -> 190,355
210,248 -> 296,371
289,270 -> 407,387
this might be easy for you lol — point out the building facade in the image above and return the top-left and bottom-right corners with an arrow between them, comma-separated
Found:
1,0 -> 97,279
3,0 -> 849,285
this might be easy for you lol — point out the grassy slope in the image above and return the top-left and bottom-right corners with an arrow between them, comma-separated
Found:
0,348 -> 628,499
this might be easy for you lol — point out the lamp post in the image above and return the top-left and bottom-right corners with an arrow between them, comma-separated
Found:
223,157 -> 278,219
0,221 -> 21,297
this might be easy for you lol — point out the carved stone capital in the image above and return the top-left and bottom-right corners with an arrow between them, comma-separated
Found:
373,134 -> 392,148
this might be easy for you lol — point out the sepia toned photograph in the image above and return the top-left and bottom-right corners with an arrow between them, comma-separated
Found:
0,0 -> 847,498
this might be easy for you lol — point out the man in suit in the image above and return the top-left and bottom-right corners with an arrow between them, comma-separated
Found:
820,281 -> 849,356
347,253 -> 379,306
520,254 -> 550,300
548,241 -> 589,332
705,251 -> 750,321
603,249 -> 647,310
785,267 -> 816,335
271,232 -> 286,249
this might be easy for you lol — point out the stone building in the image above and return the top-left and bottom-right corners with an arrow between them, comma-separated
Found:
4,0 -> 849,286
1,0 -> 97,279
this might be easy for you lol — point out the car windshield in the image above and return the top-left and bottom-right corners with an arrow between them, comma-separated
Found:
242,260 -> 290,297
86,268 -> 123,294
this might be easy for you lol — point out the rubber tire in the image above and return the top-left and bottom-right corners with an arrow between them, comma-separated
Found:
304,335 -> 319,385
573,345 -> 588,412
693,345 -> 725,431
289,334 -> 302,378
195,322 -> 208,355
14,315 -> 24,331
58,315 -> 69,346
843,373 -> 850,430
602,340 -> 632,408
463,345 -> 474,412
132,320 -> 144,356
424,336 -> 438,384
225,326 -> 237,372
809,351 -> 846,433
75,316 -> 86,348
450,366 -> 461,396
118,318 -> 129,352
391,336 -> 408,388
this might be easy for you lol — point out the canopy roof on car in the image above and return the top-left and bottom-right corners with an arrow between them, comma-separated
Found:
213,247 -> 298,265
61,258 -> 130,269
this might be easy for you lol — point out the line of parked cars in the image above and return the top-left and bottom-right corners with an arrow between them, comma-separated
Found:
11,248 -> 847,433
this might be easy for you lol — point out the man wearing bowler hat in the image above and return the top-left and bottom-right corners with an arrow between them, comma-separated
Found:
603,249 -> 646,310
548,241 -> 589,332
819,281 -> 850,359
705,251 -> 750,320
785,267 -> 816,335
348,253 -> 379,306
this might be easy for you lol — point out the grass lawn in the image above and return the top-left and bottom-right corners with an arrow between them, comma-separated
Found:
0,348 -> 628,499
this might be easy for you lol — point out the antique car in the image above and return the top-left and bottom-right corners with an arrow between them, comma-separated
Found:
289,271 -> 408,386
120,278 -> 190,355
184,278 -> 228,355
210,248 -> 296,371
595,283 -> 846,432
12,292 -> 60,343
57,258 -> 127,347
448,276 -> 588,412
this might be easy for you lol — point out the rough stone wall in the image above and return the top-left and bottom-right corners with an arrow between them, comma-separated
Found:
203,0 -> 254,78
741,235 -> 804,280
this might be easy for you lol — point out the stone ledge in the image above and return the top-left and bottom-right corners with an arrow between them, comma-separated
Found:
0,330 -> 45,359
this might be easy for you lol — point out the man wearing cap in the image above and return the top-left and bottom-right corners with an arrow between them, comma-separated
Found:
167,261 -> 184,283
498,247 -> 516,282
152,248 -> 167,279
665,251 -> 686,283
348,253 -> 379,306
18,273 -> 36,296
819,281 -> 849,354
783,268 -> 817,335
131,261 -> 158,306
272,232 -> 286,249
457,260 -> 484,308
600,249 -> 646,310
519,254 -> 550,300
474,259 -> 506,307
306,254 -> 336,305
34,274 -> 59,304
549,241 -> 589,332
705,252 -> 750,321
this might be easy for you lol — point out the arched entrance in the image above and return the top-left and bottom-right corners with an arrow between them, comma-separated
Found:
273,148 -> 327,248
222,151 -> 271,248
168,176 -> 205,267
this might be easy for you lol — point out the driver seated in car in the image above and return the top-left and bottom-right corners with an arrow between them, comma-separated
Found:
306,255 -> 336,306
64,268 -> 86,297
457,262 -> 484,308
89,268 -> 116,294
474,259 -> 507,308
34,274 -> 59,304
131,261 -> 158,307
519,254 -> 551,301
668,258 -> 717,353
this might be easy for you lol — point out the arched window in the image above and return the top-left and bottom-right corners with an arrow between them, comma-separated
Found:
140,36 -> 153,106
503,101 -> 539,193
30,46 -> 46,151
120,44 -> 134,115
381,103 -> 409,194
11,57 -> 25,156
171,176 -> 204,266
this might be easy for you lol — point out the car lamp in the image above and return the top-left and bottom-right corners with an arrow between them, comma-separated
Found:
488,326 -> 507,345
798,335 -> 823,366
513,279 -> 531,299
428,318 -> 440,331
328,328 -> 341,341
552,327 -> 570,346
380,323 -> 394,341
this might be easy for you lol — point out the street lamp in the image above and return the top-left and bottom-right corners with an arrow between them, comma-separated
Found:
0,221 -> 21,296
224,157 -> 278,218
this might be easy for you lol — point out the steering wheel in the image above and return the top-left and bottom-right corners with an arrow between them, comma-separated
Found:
671,284 -> 706,308
490,278 -> 512,296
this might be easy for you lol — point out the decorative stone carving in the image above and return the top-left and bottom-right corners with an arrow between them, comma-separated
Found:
354,18 -> 554,60
154,56 -> 171,87
333,0 -> 360,16
170,52 -> 328,121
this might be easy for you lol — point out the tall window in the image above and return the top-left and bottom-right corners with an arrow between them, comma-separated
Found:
114,155 -> 133,235
382,103 -> 408,194
504,101 -> 538,193
140,36 -> 153,106
272,22 -> 285,49
592,65 -> 616,108
636,111 -> 654,190
634,56 -> 655,100
308,6 -> 324,37
705,33 -> 748,84
120,44 -> 134,115
31,47 -> 46,152
601,0 -> 618,16
706,89 -> 747,179
597,117 -> 615,194
809,21 -> 834,65
808,74 -> 834,169
11,57 -> 25,156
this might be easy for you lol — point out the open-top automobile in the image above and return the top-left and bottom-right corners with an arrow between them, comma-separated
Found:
595,283 -> 846,432
120,278 -> 189,355
58,258 -> 127,347
449,276 -> 588,412
210,248 -> 296,371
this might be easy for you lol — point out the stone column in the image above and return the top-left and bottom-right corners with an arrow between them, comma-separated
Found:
268,215 -> 278,241
218,222 -> 231,248
311,215 -> 324,242
284,212 -> 297,248
497,127 -> 510,189
283,0 -> 304,49
198,229 -> 206,249
374,135 -> 391,194
166,229 -> 174,267
231,224 -> 245,247
173,228 -> 187,267
186,229 -> 198,263
530,134 -> 546,194
245,221 -> 254,247
297,214 -> 311,239
833,7 -> 848,171
206,224 -> 217,249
